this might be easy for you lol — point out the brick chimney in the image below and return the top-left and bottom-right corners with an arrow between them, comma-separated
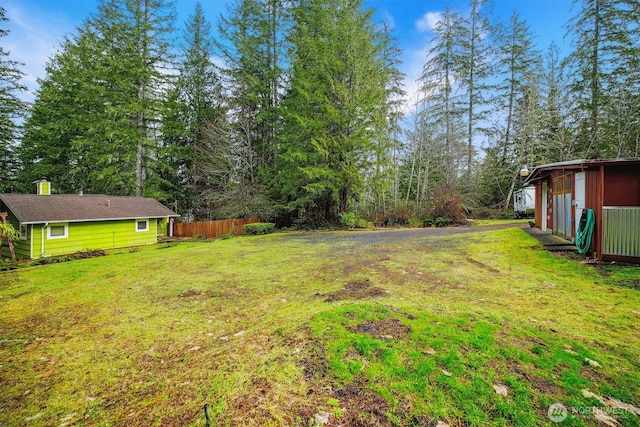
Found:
35,179 -> 51,195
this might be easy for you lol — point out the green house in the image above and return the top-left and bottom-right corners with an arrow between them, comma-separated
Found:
0,181 -> 179,259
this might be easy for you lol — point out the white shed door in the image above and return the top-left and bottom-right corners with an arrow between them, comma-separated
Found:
575,172 -> 586,231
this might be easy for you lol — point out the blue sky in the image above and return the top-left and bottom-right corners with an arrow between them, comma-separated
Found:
4,0 -> 575,105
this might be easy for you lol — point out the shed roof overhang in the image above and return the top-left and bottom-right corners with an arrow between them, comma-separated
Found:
524,157 -> 640,185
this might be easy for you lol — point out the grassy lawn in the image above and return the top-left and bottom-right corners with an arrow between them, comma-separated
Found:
1,227 -> 639,426
469,218 -> 532,227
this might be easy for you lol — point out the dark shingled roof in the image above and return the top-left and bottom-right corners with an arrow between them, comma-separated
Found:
0,194 -> 179,224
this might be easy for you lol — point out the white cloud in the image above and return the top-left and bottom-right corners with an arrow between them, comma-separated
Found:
415,11 -> 442,33
4,1 -> 78,101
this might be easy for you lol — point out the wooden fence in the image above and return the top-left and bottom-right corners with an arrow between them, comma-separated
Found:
173,217 -> 260,238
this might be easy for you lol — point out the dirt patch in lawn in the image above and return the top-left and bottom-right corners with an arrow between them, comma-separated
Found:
226,377 -> 277,423
292,378 -> 394,427
324,279 -> 387,302
349,318 -> 412,340
463,255 -> 500,273
177,289 -> 201,298
529,375 -> 566,397
300,343 -> 330,382
332,377 -> 393,426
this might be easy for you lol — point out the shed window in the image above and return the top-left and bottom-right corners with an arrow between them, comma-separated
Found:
564,177 -> 572,191
20,225 -> 27,240
136,219 -> 149,232
48,223 -> 68,239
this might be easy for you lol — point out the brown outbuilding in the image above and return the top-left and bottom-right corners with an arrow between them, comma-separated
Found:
524,158 -> 640,264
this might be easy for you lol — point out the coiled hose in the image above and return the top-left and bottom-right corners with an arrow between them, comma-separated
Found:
575,208 -> 595,254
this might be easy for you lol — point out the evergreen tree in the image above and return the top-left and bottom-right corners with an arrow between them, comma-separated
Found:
217,0 -> 289,218
19,36 -> 90,194
277,0 -> 395,226
416,7 -> 466,193
96,0 -> 176,196
0,7 -> 27,192
479,10 -> 541,211
538,42 -> 575,162
457,0 -> 495,194
565,0 -> 640,157
162,3 -> 227,219
20,0 -> 176,196
364,18 -> 405,218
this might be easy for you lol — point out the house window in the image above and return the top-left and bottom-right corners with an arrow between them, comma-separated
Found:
48,223 -> 68,239
20,225 -> 28,240
136,219 -> 149,232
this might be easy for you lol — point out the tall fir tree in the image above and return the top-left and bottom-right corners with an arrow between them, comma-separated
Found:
457,0 -> 495,194
417,7 -> 466,193
478,10 -> 541,211
18,36 -> 91,194
20,0 -> 176,196
364,18 -> 405,218
538,42 -> 575,162
162,2 -> 227,219
217,0 -> 289,218
277,0 -> 395,226
565,0 -> 640,157
0,7 -> 27,193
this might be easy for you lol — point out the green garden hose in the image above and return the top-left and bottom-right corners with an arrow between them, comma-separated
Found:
575,208 -> 595,254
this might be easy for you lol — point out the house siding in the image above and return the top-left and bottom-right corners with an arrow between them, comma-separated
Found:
1,211 -> 31,259
7,219 -> 159,259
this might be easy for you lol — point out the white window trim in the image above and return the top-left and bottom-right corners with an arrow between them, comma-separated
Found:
47,223 -> 68,239
135,219 -> 149,232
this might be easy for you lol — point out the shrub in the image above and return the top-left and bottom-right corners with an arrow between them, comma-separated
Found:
0,263 -> 19,271
339,212 -> 357,228
243,222 -> 275,235
354,218 -> 373,229
425,216 -> 450,227
376,203 -> 415,227
427,185 -> 469,226
33,249 -> 106,265
408,217 -> 424,228
472,208 -> 513,220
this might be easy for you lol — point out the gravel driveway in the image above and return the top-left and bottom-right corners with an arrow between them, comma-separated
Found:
275,223 -> 528,247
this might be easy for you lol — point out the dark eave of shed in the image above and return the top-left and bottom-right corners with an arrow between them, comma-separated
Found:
524,157 -> 640,185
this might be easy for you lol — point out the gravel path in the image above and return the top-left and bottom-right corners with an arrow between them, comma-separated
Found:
275,223 -> 528,247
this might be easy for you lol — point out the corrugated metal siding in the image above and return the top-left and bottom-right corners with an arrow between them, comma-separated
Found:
602,207 -> 640,257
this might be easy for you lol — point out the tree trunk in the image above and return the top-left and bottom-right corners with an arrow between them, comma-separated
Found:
339,187 -> 348,213
7,237 -> 16,262
590,0 -> 600,155
503,171 -> 519,215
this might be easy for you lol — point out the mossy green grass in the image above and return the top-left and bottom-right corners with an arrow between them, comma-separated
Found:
1,228 -> 638,426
